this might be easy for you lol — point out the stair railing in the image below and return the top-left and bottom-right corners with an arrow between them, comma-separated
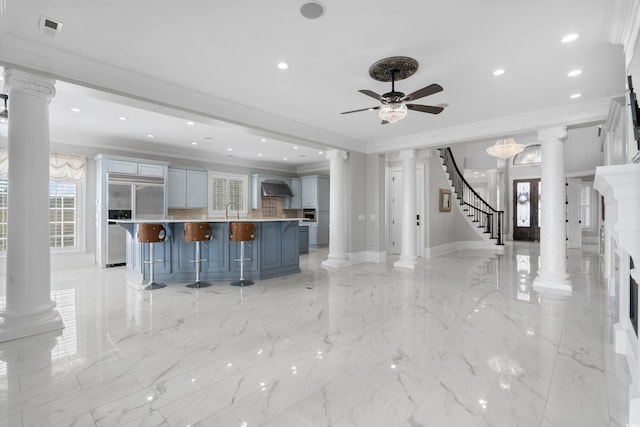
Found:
439,147 -> 504,246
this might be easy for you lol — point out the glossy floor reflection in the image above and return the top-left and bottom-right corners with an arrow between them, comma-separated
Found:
0,242 -> 630,426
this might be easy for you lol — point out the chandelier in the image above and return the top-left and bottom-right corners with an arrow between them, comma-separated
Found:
486,138 -> 525,159
378,102 -> 407,123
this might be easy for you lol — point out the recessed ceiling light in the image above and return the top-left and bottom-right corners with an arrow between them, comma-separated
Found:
318,151 -> 323,155
283,157 -> 288,161
186,121 -> 195,126
258,153 -> 263,157
493,69 -> 505,76
570,93 -> 582,99
227,148 -> 232,151
261,138 -> 267,142
568,69 -> 582,77
70,107 -> 81,112
191,142 -> 198,145
277,62 -> 290,70
293,146 -> 298,149
147,134 -> 155,138
561,33 -> 579,43
118,116 -> 128,121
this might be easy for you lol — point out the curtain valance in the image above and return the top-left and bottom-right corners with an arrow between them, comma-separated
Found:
0,150 -> 86,182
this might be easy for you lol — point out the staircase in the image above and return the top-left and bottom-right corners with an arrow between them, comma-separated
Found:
439,147 -> 504,246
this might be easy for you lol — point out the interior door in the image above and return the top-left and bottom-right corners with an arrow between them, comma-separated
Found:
566,178 -> 582,248
389,168 -> 403,254
388,166 -> 424,256
513,178 -> 541,241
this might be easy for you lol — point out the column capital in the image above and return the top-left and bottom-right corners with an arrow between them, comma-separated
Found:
4,68 -> 56,102
326,149 -> 348,161
537,126 -> 567,143
399,149 -> 417,160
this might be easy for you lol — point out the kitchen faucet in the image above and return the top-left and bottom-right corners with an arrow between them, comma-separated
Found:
225,201 -> 240,220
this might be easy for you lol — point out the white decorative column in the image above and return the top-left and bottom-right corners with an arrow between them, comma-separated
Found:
532,127 -> 572,294
322,149 -> 351,268
487,168 -> 498,208
0,69 -> 63,342
394,149 -> 419,269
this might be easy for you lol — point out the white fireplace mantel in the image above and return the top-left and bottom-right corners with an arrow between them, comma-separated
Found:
594,163 -> 640,265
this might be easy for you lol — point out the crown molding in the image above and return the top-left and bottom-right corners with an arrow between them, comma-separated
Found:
0,33 -> 368,154
605,0 -> 640,68
49,129 -> 302,174
295,161 -> 329,174
367,97 -> 613,154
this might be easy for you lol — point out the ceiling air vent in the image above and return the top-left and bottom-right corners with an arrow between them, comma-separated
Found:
39,16 -> 63,36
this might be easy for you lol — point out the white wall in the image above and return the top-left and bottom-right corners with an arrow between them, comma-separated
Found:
366,153 -> 386,255
345,151 -> 368,255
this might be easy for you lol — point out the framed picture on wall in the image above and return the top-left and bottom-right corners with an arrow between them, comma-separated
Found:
439,189 -> 451,212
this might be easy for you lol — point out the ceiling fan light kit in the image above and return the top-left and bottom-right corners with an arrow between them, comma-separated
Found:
341,56 -> 444,124
379,102 -> 407,123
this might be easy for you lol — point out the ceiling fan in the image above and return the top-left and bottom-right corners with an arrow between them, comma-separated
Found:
341,56 -> 444,124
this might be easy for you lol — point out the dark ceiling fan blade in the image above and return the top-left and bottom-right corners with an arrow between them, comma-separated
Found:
406,104 -> 444,114
358,89 -> 383,101
341,106 -> 380,114
403,83 -> 443,102
381,120 -> 390,125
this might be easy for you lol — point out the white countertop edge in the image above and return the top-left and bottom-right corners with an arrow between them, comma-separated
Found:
113,218 -> 307,224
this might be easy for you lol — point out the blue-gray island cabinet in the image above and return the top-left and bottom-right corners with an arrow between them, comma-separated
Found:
114,219 -> 302,285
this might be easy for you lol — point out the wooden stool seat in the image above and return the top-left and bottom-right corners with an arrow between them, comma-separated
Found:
229,222 -> 256,242
229,222 -> 256,287
137,223 -> 167,290
184,222 -> 212,289
185,222 -> 212,242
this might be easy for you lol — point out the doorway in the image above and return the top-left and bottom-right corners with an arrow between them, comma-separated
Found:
513,178 -> 540,241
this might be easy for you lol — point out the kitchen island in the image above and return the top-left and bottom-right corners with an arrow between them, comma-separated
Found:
114,218 -> 303,286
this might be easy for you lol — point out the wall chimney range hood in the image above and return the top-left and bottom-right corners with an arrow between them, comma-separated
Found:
261,180 -> 293,197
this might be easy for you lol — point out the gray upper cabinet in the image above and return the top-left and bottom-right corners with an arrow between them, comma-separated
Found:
168,168 -> 208,208
291,178 -> 301,209
301,175 -> 329,210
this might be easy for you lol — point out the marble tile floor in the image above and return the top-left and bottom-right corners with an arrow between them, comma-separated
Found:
0,242 -> 631,426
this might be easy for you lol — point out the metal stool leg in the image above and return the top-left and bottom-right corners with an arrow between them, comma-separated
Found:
187,241 -> 211,288
144,242 -> 166,290
231,241 -> 254,287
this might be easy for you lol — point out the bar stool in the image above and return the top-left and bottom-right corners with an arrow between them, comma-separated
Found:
229,222 -> 256,287
137,223 -> 167,290
184,222 -> 212,289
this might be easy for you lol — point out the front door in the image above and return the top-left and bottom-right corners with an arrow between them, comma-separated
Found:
513,178 -> 541,241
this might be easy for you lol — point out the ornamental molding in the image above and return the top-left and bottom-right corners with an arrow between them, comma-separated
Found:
326,149 -> 348,161
537,126 -> 568,143
4,68 -> 55,100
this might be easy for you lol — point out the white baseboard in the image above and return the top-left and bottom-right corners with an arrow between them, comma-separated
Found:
0,251 -> 95,274
346,250 -> 387,264
424,241 -> 501,258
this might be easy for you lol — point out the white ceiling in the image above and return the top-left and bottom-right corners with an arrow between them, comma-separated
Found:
0,0 -> 630,169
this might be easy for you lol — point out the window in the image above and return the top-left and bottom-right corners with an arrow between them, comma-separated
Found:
49,181 -> 78,248
0,152 -> 86,252
208,171 -> 248,216
580,182 -> 596,229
